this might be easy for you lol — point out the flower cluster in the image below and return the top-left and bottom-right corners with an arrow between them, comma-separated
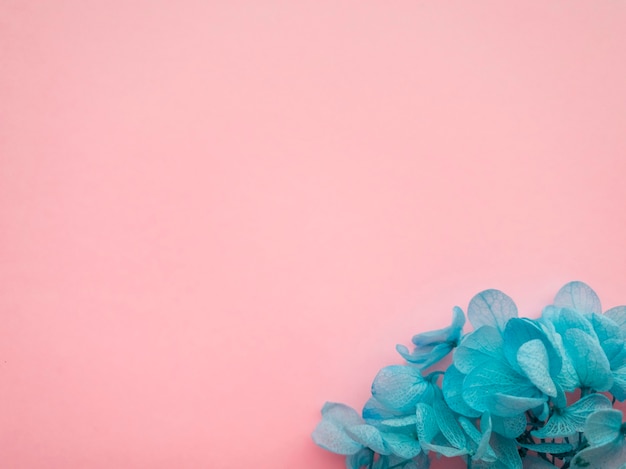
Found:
312,282 -> 626,468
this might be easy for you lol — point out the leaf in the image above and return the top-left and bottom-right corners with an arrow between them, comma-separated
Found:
554,281 -> 602,315
468,289 -> 518,333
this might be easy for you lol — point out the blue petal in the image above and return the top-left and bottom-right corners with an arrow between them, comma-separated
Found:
543,306 -> 595,337
540,320 -> 580,391
610,364 -> 626,401
563,329 -> 613,391
584,408 -> 623,447
346,424 -> 389,455
553,281 -> 602,315
397,307 -> 465,369
491,414 -> 526,439
415,403 -> 439,443
442,364 -> 480,418
380,432 -> 423,459
371,366 -> 431,413
433,396 -> 467,450
377,415 -> 418,434
516,339 -> 557,397
591,313 -> 624,362
605,305 -> 626,333
454,326 -> 505,374
489,393 -> 547,418
411,306 -> 465,346
571,440 -> 626,469
396,342 -> 453,369
468,289 -> 518,333
362,397 -> 403,422
503,318 -> 561,380
532,393 -> 612,439
462,361 -> 544,417
489,433 -> 522,469
346,448 -> 374,469
312,403 -> 364,455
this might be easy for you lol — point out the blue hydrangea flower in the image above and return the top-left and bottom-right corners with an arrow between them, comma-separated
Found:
396,307 -> 465,369
452,291 -> 562,418
313,281 -> 626,469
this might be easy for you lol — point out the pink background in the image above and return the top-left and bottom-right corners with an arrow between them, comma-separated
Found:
2,1 -> 626,468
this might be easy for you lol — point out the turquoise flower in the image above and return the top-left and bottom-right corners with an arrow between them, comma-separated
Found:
452,291 -> 562,418
313,281 -> 626,469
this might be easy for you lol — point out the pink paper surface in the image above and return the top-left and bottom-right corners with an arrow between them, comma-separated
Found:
2,2 -> 626,468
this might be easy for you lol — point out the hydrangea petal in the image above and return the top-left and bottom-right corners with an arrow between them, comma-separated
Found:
610,364 -> 626,401
584,408 -> 623,447
411,307 -> 465,346
372,366 -> 431,412
312,420 -> 363,454
591,313 -> 624,362
433,396 -> 467,450
454,326 -> 505,374
378,415 -> 418,433
415,403 -> 439,442
396,342 -> 454,369
544,307 -> 595,337
346,448 -> 374,469
362,397 -> 402,422
442,365 -> 480,418
463,361 -> 544,417
346,424 -> 389,455
554,281 -> 602,315
531,393 -> 612,439
381,432 -> 423,459
539,320 -> 579,391
564,329 -> 613,391
503,318 -> 561,379
489,393 -> 547,418
571,441 -> 626,469
516,339 -> 557,397
491,414 -> 526,439
605,305 -> 626,333
490,433 -> 522,469
468,289 -> 518,333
